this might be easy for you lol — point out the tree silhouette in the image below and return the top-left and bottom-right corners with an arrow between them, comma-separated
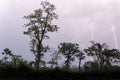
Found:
84,61 -> 98,71
84,41 -> 120,69
0,48 -> 31,69
1,48 -> 12,66
48,49 -> 61,69
102,48 -> 120,67
58,42 -> 80,69
75,50 -> 85,70
23,1 -> 59,71
84,41 -> 108,68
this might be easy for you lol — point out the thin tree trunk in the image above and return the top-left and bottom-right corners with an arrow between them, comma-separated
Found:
55,53 -> 59,68
35,12 -> 49,71
79,59 -> 81,71
36,44 -> 41,71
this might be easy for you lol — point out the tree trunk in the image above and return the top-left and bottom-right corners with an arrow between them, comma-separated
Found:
35,12 -> 49,71
36,53 -> 40,71
66,55 -> 70,69
35,43 -> 41,71
79,59 -> 81,71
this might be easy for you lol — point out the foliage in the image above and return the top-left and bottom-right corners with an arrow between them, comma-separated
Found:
48,48 -> 61,68
23,0 -> 59,71
58,42 -> 80,69
0,42 -> 120,80
1,0 -> 120,79
0,48 -> 32,70
75,50 -> 85,70
84,41 -> 120,69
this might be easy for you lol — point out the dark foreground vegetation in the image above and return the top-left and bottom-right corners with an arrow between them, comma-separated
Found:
0,47 -> 120,80
0,66 -> 120,80
0,0 -> 120,80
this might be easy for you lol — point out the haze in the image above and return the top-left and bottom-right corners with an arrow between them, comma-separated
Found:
0,0 -> 120,61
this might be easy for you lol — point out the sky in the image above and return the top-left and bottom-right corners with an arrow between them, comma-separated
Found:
0,0 -> 120,62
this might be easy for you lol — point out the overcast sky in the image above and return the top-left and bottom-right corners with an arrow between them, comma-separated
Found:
0,0 -> 120,61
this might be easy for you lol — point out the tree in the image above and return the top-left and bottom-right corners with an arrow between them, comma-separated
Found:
102,48 -> 120,67
1,48 -> 13,66
84,41 -> 120,69
84,61 -> 98,71
84,41 -> 108,68
23,1 -> 59,71
48,49 -> 61,69
58,42 -> 80,69
0,48 -> 31,68
75,50 -> 85,70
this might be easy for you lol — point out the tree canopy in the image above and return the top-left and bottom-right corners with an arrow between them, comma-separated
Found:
23,0 -> 59,71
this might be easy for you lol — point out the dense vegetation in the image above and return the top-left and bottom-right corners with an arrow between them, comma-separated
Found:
0,41 -> 120,80
0,0 -> 120,80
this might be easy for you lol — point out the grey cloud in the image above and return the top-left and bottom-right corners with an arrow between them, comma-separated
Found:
0,0 -> 120,61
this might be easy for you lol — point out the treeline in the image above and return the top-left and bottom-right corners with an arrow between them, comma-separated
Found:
0,0 -> 120,72
0,1 -> 120,79
0,41 -> 120,80
49,41 -> 120,71
0,41 -> 120,72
